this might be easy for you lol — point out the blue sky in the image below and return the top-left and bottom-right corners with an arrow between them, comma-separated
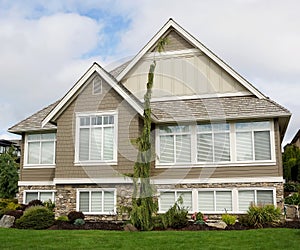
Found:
0,0 -> 300,146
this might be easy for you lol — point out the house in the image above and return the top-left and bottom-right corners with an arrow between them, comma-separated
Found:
289,129 -> 300,148
0,139 -> 21,163
8,19 -> 291,218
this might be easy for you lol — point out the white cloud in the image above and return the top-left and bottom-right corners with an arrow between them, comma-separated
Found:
1,0 -> 299,146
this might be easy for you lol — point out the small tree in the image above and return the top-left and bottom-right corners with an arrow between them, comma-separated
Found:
0,146 -> 19,198
283,145 -> 300,182
130,38 -> 168,231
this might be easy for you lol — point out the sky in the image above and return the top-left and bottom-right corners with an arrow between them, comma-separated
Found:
0,0 -> 299,147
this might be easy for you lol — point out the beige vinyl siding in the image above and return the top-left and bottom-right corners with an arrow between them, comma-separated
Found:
55,74 -> 140,179
122,52 -> 249,100
21,168 -> 55,181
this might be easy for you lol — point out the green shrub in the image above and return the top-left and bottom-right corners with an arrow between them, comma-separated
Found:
284,182 -> 300,192
240,205 -> 281,228
221,214 -> 236,225
67,211 -> 85,223
285,193 -> 300,205
27,199 -> 44,208
43,200 -> 55,211
159,197 -> 188,229
15,206 -> 55,229
0,198 -> 18,210
74,218 -> 85,226
56,215 -> 69,222
0,208 -> 11,219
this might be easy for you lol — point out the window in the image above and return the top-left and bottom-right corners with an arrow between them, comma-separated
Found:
76,113 -> 117,163
159,126 -> 191,163
93,77 -> 102,95
236,122 -> 271,161
238,189 -> 274,212
77,189 -> 115,214
26,133 -> 56,165
198,190 -> 232,212
156,121 -> 274,166
197,123 -> 230,162
24,191 -> 55,204
159,190 -> 192,212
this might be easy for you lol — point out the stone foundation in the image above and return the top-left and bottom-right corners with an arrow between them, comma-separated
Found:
18,181 -> 284,220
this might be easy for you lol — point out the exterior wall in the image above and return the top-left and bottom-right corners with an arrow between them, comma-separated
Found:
122,30 -> 249,100
55,73 -> 140,179
150,29 -> 194,52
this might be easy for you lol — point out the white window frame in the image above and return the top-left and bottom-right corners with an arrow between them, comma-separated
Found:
75,111 -> 118,165
237,188 -> 276,213
23,190 -> 56,204
157,125 -> 192,164
158,189 -> 193,213
197,188 -> 233,214
76,188 -> 116,215
155,120 -> 276,168
24,133 -> 56,168
92,77 -> 102,95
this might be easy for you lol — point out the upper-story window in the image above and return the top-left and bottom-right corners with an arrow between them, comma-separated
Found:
197,123 -> 230,162
235,122 -> 271,161
25,133 -> 56,166
159,126 -> 191,163
157,121 -> 274,166
75,112 -> 117,164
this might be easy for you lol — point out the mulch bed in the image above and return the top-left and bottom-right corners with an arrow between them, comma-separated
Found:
47,219 -> 300,231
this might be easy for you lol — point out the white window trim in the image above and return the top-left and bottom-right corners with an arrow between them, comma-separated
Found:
158,188 -> 276,214
236,187 -> 276,213
24,133 -> 56,168
23,190 -> 56,204
76,188 -> 117,215
74,111 -> 118,165
158,189 -> 193,213
156,120 -> 276,168
92,77 -> 102,95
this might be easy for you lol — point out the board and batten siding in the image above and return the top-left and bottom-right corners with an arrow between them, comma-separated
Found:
55,73 -> 141,179
122,29 -> 250,100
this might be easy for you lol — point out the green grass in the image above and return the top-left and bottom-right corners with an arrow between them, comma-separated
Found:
1,228 -> 300,250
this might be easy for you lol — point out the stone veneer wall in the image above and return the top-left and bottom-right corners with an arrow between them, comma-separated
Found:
18,181 -> 283,221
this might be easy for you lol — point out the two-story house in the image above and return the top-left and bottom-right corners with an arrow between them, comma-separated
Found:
9,19 -> 291,218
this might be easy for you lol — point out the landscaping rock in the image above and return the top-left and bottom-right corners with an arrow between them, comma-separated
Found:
124,223 -> 138,231
206,221 -> 227,229
0,215 -> 15,228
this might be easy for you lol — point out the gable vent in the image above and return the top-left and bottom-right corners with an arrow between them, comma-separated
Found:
93,77 -> 102,95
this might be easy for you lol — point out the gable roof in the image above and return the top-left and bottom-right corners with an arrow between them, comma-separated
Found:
41,62 -> 144,127
8,100 -> 59,134
116,18 -> 265,99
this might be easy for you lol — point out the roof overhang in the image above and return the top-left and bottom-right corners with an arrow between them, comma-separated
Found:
42,63 -> 145,127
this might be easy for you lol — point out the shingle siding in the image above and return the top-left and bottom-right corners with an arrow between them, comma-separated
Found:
55,74 -> 140,179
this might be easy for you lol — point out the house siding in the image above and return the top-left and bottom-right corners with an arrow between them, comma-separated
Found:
55,74 -> 140,179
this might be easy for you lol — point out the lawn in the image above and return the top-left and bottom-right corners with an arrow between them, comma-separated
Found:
1,228 -> 300,250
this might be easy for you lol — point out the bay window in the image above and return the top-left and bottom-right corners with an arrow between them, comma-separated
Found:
76,112 -> 117,163
26,133 -> 56,166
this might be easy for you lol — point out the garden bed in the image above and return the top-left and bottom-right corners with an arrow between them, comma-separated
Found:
47,219 -> 300,231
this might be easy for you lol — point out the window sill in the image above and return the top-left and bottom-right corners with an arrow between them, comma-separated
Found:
155,161 -> 276,168
74,161 -> 117,166
82,212 -> 116,215
23,165 -> 56,169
